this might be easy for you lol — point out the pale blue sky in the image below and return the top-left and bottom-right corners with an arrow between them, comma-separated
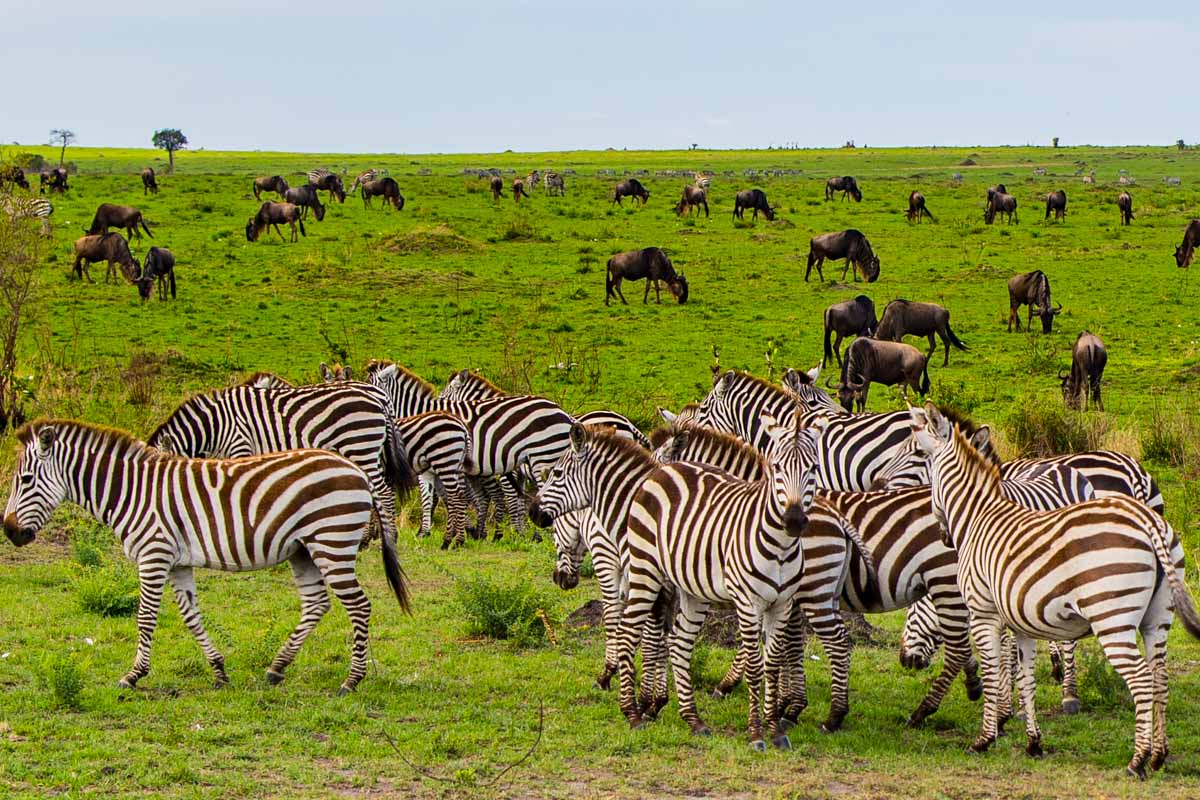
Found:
4,1 -> 1195,153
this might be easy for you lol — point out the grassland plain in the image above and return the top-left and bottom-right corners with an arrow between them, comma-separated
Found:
0,143 -> 1199,799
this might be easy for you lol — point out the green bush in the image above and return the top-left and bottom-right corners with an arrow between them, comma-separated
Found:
580,553 -> 595,580
75,563 -> 140,617
1076,643 -> 1133,711
40,652 -> 85,711
456,574 -> 555,647
71,520 -> 111,569
1140,393 -> 1199,468
1005,394 -> 1108,457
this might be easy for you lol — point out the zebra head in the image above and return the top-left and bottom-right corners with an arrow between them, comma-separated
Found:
656,404 -> 700,427
528,423 -> 595,529
781,365 -> 843,416
4,423 -> 68,546
760,412 -> 826,535
877,411 -> 997,491
908,404 -> 961,546
695,371 -> 739,432
548,511 -> 587,590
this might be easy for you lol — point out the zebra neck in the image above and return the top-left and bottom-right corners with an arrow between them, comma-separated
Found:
62,434 -> 155,530
936,441 -> 1006,546
593,458 -> 657,536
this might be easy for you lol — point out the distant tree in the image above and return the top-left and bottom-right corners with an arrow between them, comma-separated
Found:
690,143 -> 698,151
1178,139 -> 1187,152
49,129 -> 75,166
152,129 -> 188,173
1052,136 -> 1059,148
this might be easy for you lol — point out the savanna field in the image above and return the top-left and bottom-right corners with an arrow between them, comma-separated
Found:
2,143 -> 1200,799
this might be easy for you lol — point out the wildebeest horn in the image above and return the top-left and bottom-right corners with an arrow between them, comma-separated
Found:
1054,301 -> 1063,311
824,376 -> 836,389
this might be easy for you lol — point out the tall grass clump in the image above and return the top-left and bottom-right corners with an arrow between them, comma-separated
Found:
39,652 -> 86,711
456,574 -> 556,647
1005,394 -> 1109,457
1140,392 -> 1200,469
75,563 -> 140,617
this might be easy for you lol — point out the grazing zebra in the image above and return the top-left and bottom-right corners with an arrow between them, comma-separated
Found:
911,403 -> 1200,776
348,169 -> 380,195
524,170 -> 540,190
146,383 -> 416,551
544,172 -> 565,196
2,419 -> 409,694
1,195 -> 53,234
307,169 -> 346,203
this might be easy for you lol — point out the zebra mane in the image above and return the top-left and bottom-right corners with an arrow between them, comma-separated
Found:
18,418 -> 171,461
582,425 -> 659,468
365,359 -> 438,398
455,370 -> 506,395
650,422 -> 767,470
723,369 -> 790,399
950,426 -> 1001,482
241,371 -> 293,388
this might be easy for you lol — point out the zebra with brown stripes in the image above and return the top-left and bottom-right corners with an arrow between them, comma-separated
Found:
2,195 -> 53,235
2,419 -> 409,693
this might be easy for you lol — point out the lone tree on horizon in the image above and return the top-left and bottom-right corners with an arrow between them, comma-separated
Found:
152,129 -> 188,173
49,129 -> 75,166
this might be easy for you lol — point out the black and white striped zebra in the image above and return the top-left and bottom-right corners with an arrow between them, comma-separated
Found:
2,195 -> 53,234
348,169 -> 380,195
2,419 -> 409,693
306,169 -> 346,203
146,382 -> 416,550
910,403 -> 1200,776
543,172 -> 565,196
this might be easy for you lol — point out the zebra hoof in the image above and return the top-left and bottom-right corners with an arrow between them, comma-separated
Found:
1150,749 -> 1167,771
117,677 -> 137,690
1061,698 -> 1080,715
440,540 -> 451,551
691,725 -> 712,738
213,674 -> 230,689
264,669 -> 286,686
710,688 -> 727,700
779,717 -> 796,734
749,739 -> 767,753
772,734 -> 792,751
966,681 -> 984,702
337,685 -> 354,698
1025,737 -> 1044,758
1125,765 -> 1147,780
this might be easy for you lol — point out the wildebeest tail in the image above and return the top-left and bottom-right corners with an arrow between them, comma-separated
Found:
945,324 -> 968,351
140,216 -> 153,238
923,205 -> 935,223
298,218 -> 306,237
1045,197 -> 1052,219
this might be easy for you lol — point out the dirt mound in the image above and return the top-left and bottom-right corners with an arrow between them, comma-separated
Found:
566,599 -> 604,629
959,158 -> 977,166
380,224 -> 475,255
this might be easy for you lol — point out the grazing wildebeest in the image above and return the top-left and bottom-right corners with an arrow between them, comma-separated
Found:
605,247 -> 688,306
830,337 -> 929,412
513,178 -> 530,203
1174,220 -> 1199,268
40,167 -> 69,194
1007,270 -> 1061,333
985,189 -> 1018,224
283,185 -> 327,221
544,172 -> 565,196
87,204 -> 152,240
732,189 -> 775,221
246,202 -> 306,242
1061,331 -> 1107,411
253,175 -> 289,201
825,176 -> 861,202
489,175 -> 505,201
875,299 -> 968,367
1045,189 -> 1068,221
141,167 -> 158,195
805,229 -> 880,283
674,185 -> 709,217
613,179 -> 650,205
309,172 -> 346,203
0,165 -> 30,190
823,295 -> 877,367
906,191 -> 934,223
361,177 -> 404,210
136,246 -> 176,301
73,233 -> 139,284
1117,192 -> 1134,225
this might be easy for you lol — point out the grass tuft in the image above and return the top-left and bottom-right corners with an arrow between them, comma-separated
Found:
75,563 -> 140,617
39,651 -> 86,711
456,574 -> 556,647
1004,394 -> 1109,456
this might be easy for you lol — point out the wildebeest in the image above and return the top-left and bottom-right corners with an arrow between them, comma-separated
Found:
1117,192 -> 1134,225
613,179 -> 650,205
73,233 -> 139,284
544,172 -> 565,196
906,191 -> 934,223
830,337 -> 929,413
309,172 -> 346,203
0,165 -> 29,190
822,295 -> 877,367
984,188 -> 1018,224
732,189 -> 775,221
605,247 -> 688,306
87,204 -> 152,240
141,167 -> 158,195
513,178 -> 530,203
1045,189 -> 1067,221
825,176 -> 861,202
253,175 -> 289,201
246,202 -> 306,242
40,167 -> 69,194
283,185 -> 326,221
1174,219 -> 1199,268
675,185 -> 709,217
1061,331 -> 1106,411
805,229 -> 880,283
875,299 -> 968,367
136,247 -> 176,301
489,175 -> 505,201
361,177 -> 404,210
1007,270 -> 1061,333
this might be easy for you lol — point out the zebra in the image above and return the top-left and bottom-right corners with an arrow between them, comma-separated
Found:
146,382 -> 416,551
2,195 -> 53,234
306,169 -> 346,203
348,169 -> 380,195
2,419 -> 409,693
910,403 -> 1200,777
544,172 -> 565,196
524,170 -> 540,190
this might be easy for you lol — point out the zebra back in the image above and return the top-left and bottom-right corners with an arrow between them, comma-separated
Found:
649,421 -> 764,481
696,370 -> 802,449
440,369 -> 506,402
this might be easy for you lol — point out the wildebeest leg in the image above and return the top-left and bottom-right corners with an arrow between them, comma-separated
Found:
273,223 -> 286,241
702,200 -> 709,218
842,259 -> 854,282
833,334 -> 844,367
929,333 -> 942,365
1008,306 -> 1019,332
614,277 -> 628,305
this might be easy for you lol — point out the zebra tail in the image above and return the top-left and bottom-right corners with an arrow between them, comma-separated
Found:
382,417 -> 418,502
838,514 -> 878,588
1148,516 -> 1200,640
380,519 -> 412,614
945,325 -> 968,351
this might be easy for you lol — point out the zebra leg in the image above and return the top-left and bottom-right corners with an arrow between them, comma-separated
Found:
1048,640 -> 1063,682
440,471 -> 470,549
118,560 -> 168,689
498,474 -> 530,539
1094,628 -> 1155,777
967,616 -> 1006,753
712,647 -> 745,699
1014,635 -> 1043,757
803,602 -> 851,733
908,596 -> 972,726
734,605 -> 767,751
639,602 -> 671,720
595,597 -> 622,690
963,653 -> 983,701
168,566 -> 228,687
417,474 -> 436,539
308,548 -> 372,696
1146,627 -> 1170,771
778,602 -> 809,727
997,631 -> 1015,728
762,602 -> 792,749
669,594 -> 712,735
616,587 -> 660,728
1057,640 -> 1081,714
267,549 -> 331,686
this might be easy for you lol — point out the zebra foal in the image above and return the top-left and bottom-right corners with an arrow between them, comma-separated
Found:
2,420 -> 410,694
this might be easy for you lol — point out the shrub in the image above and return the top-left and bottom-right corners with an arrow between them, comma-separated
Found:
76,563 -> 140,617
40,652 -> 85,710
580,553 -> 595,580
1076,643 -> 1133,711
1004,395 -> 1109,457
72,522 -> 109,568
1140,393 -> 1199,469
456,574 -> 556,647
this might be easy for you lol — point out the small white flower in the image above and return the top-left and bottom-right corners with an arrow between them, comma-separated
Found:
84,638 -> 94,646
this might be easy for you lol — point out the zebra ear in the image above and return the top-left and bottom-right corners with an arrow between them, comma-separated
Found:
907,405 -> 929,434
657,407 -> 677,424
925,403 -> 952,440
342,366 -> 354,381
969,425 -> 991,452
569,423 -> 587,452
319,363 -> 334,383
671,429 -> 691,456
806,363 -> 821,383
36,426 -> 57,454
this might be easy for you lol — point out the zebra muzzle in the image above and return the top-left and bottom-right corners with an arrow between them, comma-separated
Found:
782,504 -> 809,535
527,502 -> 554,529
2,514 -> 35,547
552,568 -> 579,590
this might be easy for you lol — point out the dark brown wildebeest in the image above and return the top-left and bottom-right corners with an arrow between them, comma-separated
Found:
87,203 -> 152,240
253,175 -> 290,201
361,177 -> 404,210
1060,331 -> 1106,411
246,202 -> 306,242
1174,220 -> 1199,268
732,189 -> 775,221
40,167 -> 69,194
309,172 -> 346,203
489,175 -> 505,201
136,246 -> 176,301
805,229 -> 880,283
674,185 -> 709,217
825,175 -> 861,202
1045,189 -> 1068,221
613,178 -> 650,205
283,185 -> 327,221
1117,192 -> 1134,225
823,295 -> 877,367
984,189 -> 1018,224
829,337 -> 929,412
73,233 -> 139,284
513,178 -> 530,203
0,165 -> 30,190
141,167 -> 158,195
906,191 -> 934,223
605,247 -> 688,306
1007,270 -> 1061,333
875,299 -> 968,367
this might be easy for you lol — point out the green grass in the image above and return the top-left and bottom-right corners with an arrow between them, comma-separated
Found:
2,143 -> 1200,798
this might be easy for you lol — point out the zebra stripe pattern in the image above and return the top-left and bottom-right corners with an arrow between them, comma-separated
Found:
911,403 -> 1200,776
2,419 -> 409,693
2,195 -> 53,234
349,169 -> 380,195
544,172 -> 565,196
